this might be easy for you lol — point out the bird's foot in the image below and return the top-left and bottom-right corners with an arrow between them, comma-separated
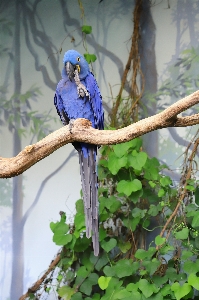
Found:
69,119 -> 75,134
77,83 -> 90,99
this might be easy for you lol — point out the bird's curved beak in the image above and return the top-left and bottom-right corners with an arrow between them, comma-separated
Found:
66,61 -> 75,81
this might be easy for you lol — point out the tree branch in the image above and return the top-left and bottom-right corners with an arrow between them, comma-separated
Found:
19,252 -> 61,300
0,90 -> 199,178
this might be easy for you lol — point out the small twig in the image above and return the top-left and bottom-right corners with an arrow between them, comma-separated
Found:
158,134 -> 199,242
19,253 -> 61,300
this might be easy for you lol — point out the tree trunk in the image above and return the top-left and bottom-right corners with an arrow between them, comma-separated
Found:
10,0 -> 24,298
139,0 -> 158,158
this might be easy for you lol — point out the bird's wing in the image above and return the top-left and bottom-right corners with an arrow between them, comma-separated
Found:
85,72 -> 104,130
54,86 -> 70,125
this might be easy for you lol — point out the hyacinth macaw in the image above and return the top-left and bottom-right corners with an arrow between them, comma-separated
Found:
54,50 -> 104,256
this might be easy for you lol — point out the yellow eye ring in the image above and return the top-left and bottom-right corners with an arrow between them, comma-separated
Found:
77,57 -> 80,62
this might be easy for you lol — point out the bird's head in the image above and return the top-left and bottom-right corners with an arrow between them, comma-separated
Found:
62,50 -> 89,81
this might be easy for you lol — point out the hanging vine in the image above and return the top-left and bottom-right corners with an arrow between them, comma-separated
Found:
110,0 -> 144,128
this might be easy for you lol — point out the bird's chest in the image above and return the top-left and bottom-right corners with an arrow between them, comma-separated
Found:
59,79 -> 94,122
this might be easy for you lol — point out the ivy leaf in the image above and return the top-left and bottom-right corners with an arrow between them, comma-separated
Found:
113,141 -> 135,157
183,260 -> 199,274
58,286 -> 75,299
188,273 -> 199,290
138,279 -> 159,298
108,153 -> 127,175
123,217 -> 140,231
171,282 -> 191,300
117,179 -> 142,196
118,241 -> 131,253
175,227 -> 189,239
101,238 -> 117,252
74,213 -> 85,231
113,288 -> 132,299
71,292 -> 83,300
53,232 -> 72,246
114,259 -> 135,278
155,235 -> 166,246
181,250 -> 193,260
192,213 -> 199,228
142,258 -> 161,275
128,151 -> 147,170
195,186 -> 199,205
160,176 -> 172,187
103,265 -> 116,277
158,188 -> 165,197
80,273 -> 99,296
98,276 -> 111,290
84,53 -> 97,63
82,25 -> 92,34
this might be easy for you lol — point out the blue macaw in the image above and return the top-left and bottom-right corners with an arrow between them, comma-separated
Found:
54,50 -> 104,256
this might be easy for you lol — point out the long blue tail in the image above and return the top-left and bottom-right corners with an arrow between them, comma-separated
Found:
78,146 -> 99,256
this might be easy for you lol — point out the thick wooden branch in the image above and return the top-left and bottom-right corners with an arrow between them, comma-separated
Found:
0,90 -> 199,178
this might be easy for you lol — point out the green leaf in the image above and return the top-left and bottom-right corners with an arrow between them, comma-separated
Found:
77,266 -> 89,278
192,213 -> 199,228
195,186 -> 199,205
58,286 -> 75,299
175,227 -> 189,239
113,141 -> 135,157
158,188 -> 165,197
103,265 -> 115,277
171,282 -> 191,300
128,151 -> 147,170
126,283 -> 139,292
80,273 -> 99,296
148,205 -> 159,216
160,176 -> 172,187
114,259 -> 135,278
74,213 -> 85,231
118,241 -> 131,253
132,207 -> 146,218
113,288 -> 131,299
95,254 -> 109,271
82,25 -> 92,34
98,276 -> 111,290
155,235 -> 166,246
183,259 -> 199,274
101,238 -> 117,252
71,292 -> 83,300
76,199 -> 84,213
84,53 -> 97,64
160,284 -> 172,297
108,152 -> 127,175
123,217 -> 140,231
117,179 -> 142,196
142,258 -> 161,275
149,181 -> 156,188
138,279 -> 159,298
188,273 -> 199,290
53,232 -> 72,246
153,275 -> 168,287
181,250 -> 193,260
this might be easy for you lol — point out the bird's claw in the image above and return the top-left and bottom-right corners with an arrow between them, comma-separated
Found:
77,83 -> 90,99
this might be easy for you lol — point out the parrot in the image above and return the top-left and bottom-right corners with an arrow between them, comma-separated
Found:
54,50 -> 104,256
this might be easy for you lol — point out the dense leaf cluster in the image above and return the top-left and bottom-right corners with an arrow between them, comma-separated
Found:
30,138 -> 199,300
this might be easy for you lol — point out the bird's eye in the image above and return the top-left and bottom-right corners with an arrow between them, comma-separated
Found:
77,57 -> 80,62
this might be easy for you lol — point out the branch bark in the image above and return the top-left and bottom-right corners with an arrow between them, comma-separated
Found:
0,90 -> 199,178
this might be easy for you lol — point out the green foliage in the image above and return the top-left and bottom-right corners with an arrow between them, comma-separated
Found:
0,85 -> 56,141
29,138 -> 199,299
